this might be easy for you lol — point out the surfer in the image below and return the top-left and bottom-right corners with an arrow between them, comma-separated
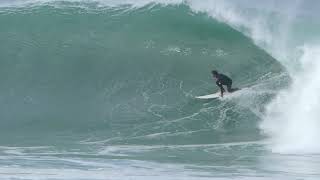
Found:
211,70 -> 238,97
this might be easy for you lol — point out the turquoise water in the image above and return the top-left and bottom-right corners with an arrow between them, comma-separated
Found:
0,1 -> 319,179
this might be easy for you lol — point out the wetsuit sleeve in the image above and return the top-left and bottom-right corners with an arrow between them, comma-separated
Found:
216,81 -> 225,94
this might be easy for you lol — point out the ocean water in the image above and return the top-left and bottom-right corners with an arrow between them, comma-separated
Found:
0,0 -> 319,179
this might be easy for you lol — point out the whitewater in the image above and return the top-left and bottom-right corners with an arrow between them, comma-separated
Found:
0,0 -> 320,179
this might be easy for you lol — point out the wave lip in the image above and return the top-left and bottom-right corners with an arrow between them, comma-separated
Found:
0,0 -> 183,9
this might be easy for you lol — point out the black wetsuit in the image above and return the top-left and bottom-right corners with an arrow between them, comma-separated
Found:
215,73 -> 233,94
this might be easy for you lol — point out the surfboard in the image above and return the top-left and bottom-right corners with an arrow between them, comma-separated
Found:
195,92 -> 222,99
196,88 -> 241,100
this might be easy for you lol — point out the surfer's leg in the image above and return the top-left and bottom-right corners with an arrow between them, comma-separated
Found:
227,80 -> 240,92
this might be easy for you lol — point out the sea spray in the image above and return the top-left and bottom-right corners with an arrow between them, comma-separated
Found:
261,45 -> 320,154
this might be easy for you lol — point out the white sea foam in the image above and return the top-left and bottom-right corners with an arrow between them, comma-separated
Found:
261,45 -> 320,154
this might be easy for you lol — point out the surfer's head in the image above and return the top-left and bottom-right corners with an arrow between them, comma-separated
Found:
211,70 -> 218,76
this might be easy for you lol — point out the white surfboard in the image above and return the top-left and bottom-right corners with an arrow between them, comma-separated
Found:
196,89 -> 240,100
195,92 -> 222,99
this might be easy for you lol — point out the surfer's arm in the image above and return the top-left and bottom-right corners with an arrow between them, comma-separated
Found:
216,81 -> 225,97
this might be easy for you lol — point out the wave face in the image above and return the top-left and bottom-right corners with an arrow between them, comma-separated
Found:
0,0 -> 319,179
0,3 -> 284,144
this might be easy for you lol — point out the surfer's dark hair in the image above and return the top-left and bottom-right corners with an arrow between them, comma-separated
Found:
211,70 -> 218,75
